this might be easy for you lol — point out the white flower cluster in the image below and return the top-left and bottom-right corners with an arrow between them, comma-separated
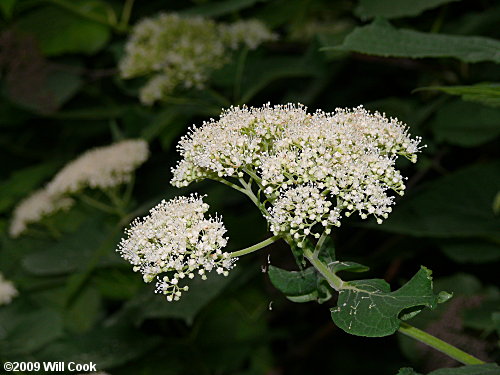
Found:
9,189 -> 74,238
9,139 -> 149,237
117,195 -> 235,301
0,272 -> 18,305
47,139 -> 149,196
172,104 -> 421,244
119,13 -> 276,105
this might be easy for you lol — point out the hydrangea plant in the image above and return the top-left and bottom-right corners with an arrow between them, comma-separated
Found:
118,103 -> 486,366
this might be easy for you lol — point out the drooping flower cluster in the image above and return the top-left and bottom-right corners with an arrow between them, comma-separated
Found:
0,272 -> 18,305
10,139 -> 149,237
119,13 -> 276,105
117,195 -> 235,301
9,189 -> 74,238
47,139 -> 149,196
172,104 -> 421,245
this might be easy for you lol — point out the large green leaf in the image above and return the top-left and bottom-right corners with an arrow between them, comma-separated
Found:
440,240 -> 500,263
355,0 -> 461,20
268,265 -> 327,303
379,162 -> 500,239
418,83 -> 500,108
15,5 -> 110,56
114,272 -> 237,325
430,101 -> 500,147
329,19 -> 500,63
0,304 -> 64,356
0,161 -> 59,213
22,220 -> 119,275
396,364 -> 500,375
331,267 -> 443,337
36,324 -> 161,368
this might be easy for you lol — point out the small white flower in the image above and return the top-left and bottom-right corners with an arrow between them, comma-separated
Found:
9,188 -> 74,238
47,139 -> 149,196
117,195 -> 235,301
0,273 -> 18,305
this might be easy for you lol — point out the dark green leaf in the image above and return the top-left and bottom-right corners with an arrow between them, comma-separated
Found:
0,0 -> 16,19
268,265 -> 318,297
331,266 -> 441,337
431,101 -> 500,147
0,161 -> 60,213
329,19 -> 500,63
36,324 -> 161,368
0,304 -> 64,356
181,0 -> 268,17
16,5 -> 110,56
440,240 -> 500,263
396,368 -> 421,375
396,364 -> 500,375
355,0 -> 460,20
379,162 -> 500,239
64,286 -> 102,333
418,83 -> 500,108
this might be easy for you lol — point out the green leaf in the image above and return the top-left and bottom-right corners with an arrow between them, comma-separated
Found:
440,240 -> 500,263
0,0 -> 16,19
0,161 -> 60,213
268,265 -> 319,297
64,286 -> 102,334
329,19 -> 500,63
355,0 -> 460,20
418,83 -> 500,108
396,365 -> 500,375
430,101 -> 500,147
22,220 -> 119,276
379,162 -> 500,239
0,304 -> 64,356
331,266 -> 441,337
181,0 -> 268,17
331,261 -> 370,274
15,5 -> 110,56
36,324 -> 161,368
114,272 -> 237,325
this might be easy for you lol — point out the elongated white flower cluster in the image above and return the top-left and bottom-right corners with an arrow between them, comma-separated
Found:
9,189 -> 74,238
119,13 -> 276,105
47,139 -> 149,196
172,104 -> 421,243
10,139 -> 149,237
0,272 -> 18,305
117,195 -> 235,301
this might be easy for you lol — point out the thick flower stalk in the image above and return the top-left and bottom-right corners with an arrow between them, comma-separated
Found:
171,103 -> 421,247
47,139 -> 149,196
9,188 -> 74,238
0,272 -> 18,305
117,195 -> 235,301
119,13 -> 276,105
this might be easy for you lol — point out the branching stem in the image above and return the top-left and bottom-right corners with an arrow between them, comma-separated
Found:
229,235 -> 280,257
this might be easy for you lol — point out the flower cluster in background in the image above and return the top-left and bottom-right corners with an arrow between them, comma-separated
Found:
172,104 -> 421,246
117,195 -> 235,301
9,139 -> 149,237
0,272 -> 18,305
119,13 -> 277,105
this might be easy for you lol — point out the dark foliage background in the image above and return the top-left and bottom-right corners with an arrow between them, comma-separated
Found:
0,0 -> 499,374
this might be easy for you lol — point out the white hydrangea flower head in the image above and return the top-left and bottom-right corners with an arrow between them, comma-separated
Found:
219,19 -> 278,50
0,272 -> 19,305
9,188 -> 74,238
172,103 -> 422,239
117,195 -> 235,301
47,139 -> 149,196
119,12 -> 275,105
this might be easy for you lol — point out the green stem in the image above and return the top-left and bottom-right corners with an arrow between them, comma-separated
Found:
398,322 -> 485,365
302,246 -> 344,290
119,0 -> 135,31
313,229 -> 329,257
234,47 -> 248,104
229,235 -> 280,257
80,193 -> 118,215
